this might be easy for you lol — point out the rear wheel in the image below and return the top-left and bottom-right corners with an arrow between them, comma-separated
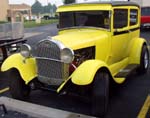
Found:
9,69 -> 30,100
137,45 -> 149,74
91,71 -> 109,117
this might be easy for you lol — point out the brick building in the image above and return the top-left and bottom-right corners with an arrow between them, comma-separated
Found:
8,3 -> 32,22
0,0 -> 31,22
0,0 -> 9,21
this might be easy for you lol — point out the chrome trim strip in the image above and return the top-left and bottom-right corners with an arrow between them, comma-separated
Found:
35,57 -> 63,63
37,38 -> 65,51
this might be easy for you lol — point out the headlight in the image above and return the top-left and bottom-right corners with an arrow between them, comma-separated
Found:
20,44 -> 32,58
61,48 -> 74,63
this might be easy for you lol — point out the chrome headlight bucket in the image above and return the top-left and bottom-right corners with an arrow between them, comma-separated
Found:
61,48 -> 74,63
20,44 -> 32,58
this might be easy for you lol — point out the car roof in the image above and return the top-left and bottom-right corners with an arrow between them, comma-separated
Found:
57,1 -> 139,12
62,1 -> 139,8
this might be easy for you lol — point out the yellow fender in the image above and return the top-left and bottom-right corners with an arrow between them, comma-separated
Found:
57,60 -> 110,92
1,53 -> 37,84
70,60 -> 109,85
129,38 -> 147,64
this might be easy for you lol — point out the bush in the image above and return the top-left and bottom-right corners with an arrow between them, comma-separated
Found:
24,19 -> 58,28
0,21 -> 8,24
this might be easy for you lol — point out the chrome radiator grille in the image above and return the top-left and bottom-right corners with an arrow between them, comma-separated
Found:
34,39 -> 69,85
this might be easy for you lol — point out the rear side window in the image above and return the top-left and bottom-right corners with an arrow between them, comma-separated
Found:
113,9 -> 128,28
130,9 -> 138,26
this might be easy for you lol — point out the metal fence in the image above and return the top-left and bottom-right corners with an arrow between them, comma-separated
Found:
0,22 -> 24,40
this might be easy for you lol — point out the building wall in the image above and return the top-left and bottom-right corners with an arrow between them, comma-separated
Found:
142,0 -> 150,7
131,0 -> 150,7
131,0 -> 142,6
0,0 -> 9,21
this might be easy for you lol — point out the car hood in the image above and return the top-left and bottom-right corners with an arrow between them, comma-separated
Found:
52,29 -> 108,50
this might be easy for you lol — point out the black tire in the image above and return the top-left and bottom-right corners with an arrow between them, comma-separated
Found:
0,47 -> 8,63
137,45 -> 149,74
92,71 -> 110,117
9,69 -> 30,100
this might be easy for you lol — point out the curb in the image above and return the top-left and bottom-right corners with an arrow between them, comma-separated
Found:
0,97 -> 96,118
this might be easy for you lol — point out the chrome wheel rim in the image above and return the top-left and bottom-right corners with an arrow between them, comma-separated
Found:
144,50 -> 149,69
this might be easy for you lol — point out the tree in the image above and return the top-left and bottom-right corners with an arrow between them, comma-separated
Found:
63,0 -> 75,4
31,0 -> 43,14
43,3 -> 52,13
52,4 -> 57,13
31,0 -> 57,15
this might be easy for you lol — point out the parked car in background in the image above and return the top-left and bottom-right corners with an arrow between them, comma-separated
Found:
42,15 -> 51,20
24,15 -> 38,21
141,7 -> 150,29
41,15 -> 58,20
1,1 -> 149,117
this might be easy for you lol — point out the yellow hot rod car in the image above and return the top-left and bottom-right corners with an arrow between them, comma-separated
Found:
1,1 -> 149,117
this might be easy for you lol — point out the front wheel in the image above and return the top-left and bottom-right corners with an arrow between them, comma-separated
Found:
0,47 -> 8,63
91,71 -> 110,117
9,69 -> 30,100
137,45 -> 149,74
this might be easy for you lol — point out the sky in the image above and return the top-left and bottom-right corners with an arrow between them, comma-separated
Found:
9,0 -> 64,6
9,0 -> 128,7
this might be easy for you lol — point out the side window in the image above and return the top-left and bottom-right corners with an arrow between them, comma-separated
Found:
113,9 -> 128,29
130,9 -> 138,26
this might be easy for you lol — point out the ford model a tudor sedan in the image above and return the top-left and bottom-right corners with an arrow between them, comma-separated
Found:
1,1 -> 149,117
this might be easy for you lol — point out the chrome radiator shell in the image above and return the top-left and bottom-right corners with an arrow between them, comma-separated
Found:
34,39 -> 69,85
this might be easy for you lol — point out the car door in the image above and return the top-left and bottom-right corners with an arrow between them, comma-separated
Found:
110,8 -> 129,64
127,8 -> 139,56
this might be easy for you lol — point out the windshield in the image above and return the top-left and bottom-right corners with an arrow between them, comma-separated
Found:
141,7 -> 150,16
59,11 -> 110,30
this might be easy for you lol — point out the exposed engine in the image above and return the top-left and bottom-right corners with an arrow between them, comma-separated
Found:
69,46 -> 95,74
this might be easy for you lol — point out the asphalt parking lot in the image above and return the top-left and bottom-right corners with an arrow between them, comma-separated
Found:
0,25 -> 150,118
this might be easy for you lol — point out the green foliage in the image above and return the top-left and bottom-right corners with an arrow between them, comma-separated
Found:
24,19 -> 58,28
52,4 -> 57,13
63,0 -> 75,4
31,0 -> 43,14
31,0 -> 57,14
0,21 -> 8,24
43,3 -> 52,13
